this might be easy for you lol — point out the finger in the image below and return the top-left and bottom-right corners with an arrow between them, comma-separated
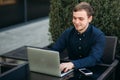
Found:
60,64 -> 65,71
64,67 -> 69,72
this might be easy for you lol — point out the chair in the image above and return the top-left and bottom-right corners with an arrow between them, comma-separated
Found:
91,36 -> 119,80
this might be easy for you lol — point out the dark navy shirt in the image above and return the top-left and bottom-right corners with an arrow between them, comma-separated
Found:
51,24 -> 106,69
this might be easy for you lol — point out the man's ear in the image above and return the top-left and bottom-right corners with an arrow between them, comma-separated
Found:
88,16 -> 93,23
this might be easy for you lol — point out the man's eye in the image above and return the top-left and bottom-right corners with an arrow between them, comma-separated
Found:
79,18 -> 84,21
73,17 -> 76,20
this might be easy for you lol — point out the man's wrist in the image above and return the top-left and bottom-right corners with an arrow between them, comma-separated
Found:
69,62 -> 74,68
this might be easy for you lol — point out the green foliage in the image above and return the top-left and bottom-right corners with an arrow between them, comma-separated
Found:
49,0 -> 78,42
84,0 -> 120,35
49,0 -> 120,55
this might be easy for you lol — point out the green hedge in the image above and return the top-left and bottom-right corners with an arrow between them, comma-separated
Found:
49,0 -> 120,55
49,0 -> 78,42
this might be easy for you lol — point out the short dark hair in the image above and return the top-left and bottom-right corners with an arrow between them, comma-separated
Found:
73,2 -> 94,17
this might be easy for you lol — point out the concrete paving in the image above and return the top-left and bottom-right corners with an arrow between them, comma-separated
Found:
0,17 -> 52,55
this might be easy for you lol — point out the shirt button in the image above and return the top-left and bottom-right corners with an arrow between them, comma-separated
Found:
83,34 -> 85,37
78,46 -> 81,50
79,38 -> 81,40
80,55 -> 82,58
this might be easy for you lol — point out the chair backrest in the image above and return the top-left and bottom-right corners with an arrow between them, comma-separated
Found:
102,36 -> 118,64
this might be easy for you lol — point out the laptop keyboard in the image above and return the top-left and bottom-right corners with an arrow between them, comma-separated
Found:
61,69 -> 73,77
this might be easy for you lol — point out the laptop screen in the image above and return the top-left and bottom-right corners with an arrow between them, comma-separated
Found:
27,47 -> 63,77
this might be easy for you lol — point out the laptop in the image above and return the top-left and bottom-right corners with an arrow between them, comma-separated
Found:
27,47 -> 73,77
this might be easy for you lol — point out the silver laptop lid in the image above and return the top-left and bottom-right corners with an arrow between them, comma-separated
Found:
27,47 -> 62,77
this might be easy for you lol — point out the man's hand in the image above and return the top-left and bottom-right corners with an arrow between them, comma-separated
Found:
60,62 -> 74,72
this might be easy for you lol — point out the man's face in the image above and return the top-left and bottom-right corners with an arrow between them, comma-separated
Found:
72,10 -> 92,33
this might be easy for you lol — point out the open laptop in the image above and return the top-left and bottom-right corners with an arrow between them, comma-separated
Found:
27,47 -> 73,77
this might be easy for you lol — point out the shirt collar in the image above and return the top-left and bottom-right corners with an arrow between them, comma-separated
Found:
74,24 -> 92,37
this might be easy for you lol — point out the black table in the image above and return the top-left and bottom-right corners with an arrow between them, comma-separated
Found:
0,46 -> 28,61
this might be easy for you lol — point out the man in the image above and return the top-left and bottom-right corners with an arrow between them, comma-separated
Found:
51,2 -> 106,73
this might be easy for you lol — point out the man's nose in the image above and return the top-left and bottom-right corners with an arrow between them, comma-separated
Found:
75,19 -> 80,24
